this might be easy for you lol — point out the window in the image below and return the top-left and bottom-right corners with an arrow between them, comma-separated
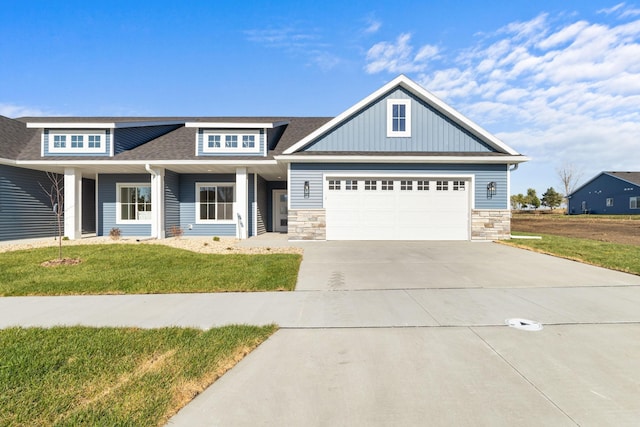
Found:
71,135 -> 84,148
117,184 -> 152,223
400,180 -> 413,191
345,180 -> 358,190
242,135 -> 255,148
606,198 -> 614,207
207,135 -> 221,148
196,183 -> 235,222
365,180 -> 377,190
225,135 -> 238,148
453,181 -> 465,191
381,180 -> 394,191
328,180 -> 341,190
48,130 -> 106,153
436,181 -> 448,191
631,197 -> 640,210
88,135 -> 101,148
417,180 -> 429,191
386,99 -> 411,137
202,131 -> 260,153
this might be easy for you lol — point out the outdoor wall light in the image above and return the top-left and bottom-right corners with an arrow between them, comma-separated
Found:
487,181 -> 497,198
304,181 -> 310,198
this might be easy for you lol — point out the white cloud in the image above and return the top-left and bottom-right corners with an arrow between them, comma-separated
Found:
364,18 -> 381,34
365,33 -> 439,74
0,103 -> 52,118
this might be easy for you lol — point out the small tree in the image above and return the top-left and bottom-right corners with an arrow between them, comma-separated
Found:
541,187 -> 563,210
510,193 -> 526,210
525,188 -> 540,210
557,163 -> 583,201
40,172 -> 64,260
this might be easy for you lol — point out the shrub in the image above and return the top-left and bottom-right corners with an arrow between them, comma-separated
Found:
109,228 -> 121,240
170,225 -> 184,239
212,236 -> 220,242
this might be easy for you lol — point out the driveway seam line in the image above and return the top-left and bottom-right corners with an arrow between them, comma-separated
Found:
469,327 -> 580,426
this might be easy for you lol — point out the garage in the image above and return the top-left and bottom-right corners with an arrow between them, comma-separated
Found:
325,177 -> 471,240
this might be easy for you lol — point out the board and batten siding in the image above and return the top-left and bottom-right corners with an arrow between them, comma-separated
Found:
113,125 -> 181,155
289,163 -> 508,210
178,173 -> 236,237
196,129 -> 265,156
0,165 -> 61,241
164,170 -> 181,236
98,174 -> 151,237
304,88 -> 493,153
43,129 -> 111,156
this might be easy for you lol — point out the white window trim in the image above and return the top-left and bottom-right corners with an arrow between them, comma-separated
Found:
116,183 -> 152,224
202,130 -> 260,153
631,196 -> 639,210
195,182 -> 236,224
48,130 -> 107,154
386,99 -> 411,138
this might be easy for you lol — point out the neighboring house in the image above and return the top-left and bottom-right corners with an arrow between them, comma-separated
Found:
0,75 -> 528,242
568,171 -> 640,215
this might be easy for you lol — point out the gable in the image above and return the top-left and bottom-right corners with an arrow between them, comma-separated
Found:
301,88 -> 493,153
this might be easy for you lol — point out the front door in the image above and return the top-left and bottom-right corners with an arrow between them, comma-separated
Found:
273,190 -> 288,232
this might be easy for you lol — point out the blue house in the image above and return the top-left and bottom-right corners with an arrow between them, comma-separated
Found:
0,75 -> 528,242
568,171 -> 640,215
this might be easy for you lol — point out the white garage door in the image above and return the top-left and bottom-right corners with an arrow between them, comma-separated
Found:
325,177 -> 470,240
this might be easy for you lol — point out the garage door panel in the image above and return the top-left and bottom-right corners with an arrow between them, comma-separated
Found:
326,178 -> 470,241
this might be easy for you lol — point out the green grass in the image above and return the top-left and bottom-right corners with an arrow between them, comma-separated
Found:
0,244 -> 301,296
513,213 -> 640,220
504,233 -> 640,275
0,325 -> 277,427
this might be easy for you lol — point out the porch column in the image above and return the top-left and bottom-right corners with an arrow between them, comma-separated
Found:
64,168 -> 82,240
146,165 -> 165,239
236,167 -> 248,239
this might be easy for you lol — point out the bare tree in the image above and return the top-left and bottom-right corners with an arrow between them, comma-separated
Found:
40,172 -> 64,260
557,163 -> 583,200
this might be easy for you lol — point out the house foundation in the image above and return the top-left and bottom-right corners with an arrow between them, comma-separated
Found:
471,209 -> 511,240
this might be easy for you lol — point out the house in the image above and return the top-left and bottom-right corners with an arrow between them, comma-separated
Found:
568,171 -> 640,215
0,75 -> 528,242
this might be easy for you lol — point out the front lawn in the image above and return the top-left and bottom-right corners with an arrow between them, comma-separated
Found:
503,233 -> 640,275
0,325 -> 276,426
0,244 -> 301,296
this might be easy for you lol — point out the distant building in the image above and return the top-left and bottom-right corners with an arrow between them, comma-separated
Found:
568,172 -> 640,215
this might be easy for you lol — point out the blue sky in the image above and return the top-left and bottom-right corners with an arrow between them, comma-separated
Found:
1,1 -> 639,196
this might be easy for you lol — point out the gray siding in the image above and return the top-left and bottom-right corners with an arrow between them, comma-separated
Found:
0,165 -> 61,241
304,88 -> 493,153
43,129 -> 111,156
197,129 -> 265,156
178,173 -> 236,237
290,163 -> 508,210
98,174 -> 152,237
113,125 -> 181,155
164,170 -> 181,236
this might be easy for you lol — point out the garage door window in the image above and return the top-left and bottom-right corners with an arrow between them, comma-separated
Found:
365,180 -> 377,190
436,181 -> 448,191
400,180 -> 413,191
329,180 -> 341,190
453,181 -> 466,191
345,180 -> 358,190
417,180 -> 429,191
381,180 -> 394,191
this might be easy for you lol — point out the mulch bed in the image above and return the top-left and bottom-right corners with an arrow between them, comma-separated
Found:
40,258 -> 83,267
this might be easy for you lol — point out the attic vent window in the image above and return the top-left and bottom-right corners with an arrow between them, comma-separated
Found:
386,99 -> 411,138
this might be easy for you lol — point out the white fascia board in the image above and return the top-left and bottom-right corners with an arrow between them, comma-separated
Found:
274,154 -> 530,164
14,159 -> 279,167
185,121 -> 288,129
283,74 -> 521,156
26,120 -> 183,129
0,157 -> 18,165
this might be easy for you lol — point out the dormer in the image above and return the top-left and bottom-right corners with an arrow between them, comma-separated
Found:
186,120 -> 289,157
27,120 -> 183,157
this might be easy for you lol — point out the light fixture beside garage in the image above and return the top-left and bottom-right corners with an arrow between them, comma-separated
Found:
487,181 -> 497,198
304,181 -> 310,198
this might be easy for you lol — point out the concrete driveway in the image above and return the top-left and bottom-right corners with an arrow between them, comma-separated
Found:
2,239 -> 640,425
166,241 -> 640,426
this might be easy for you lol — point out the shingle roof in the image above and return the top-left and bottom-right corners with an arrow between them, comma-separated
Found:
0,115 -> 37,160
607,171 -> 640,186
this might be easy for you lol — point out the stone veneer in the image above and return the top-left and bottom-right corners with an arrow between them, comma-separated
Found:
471,209 -> 511,240
288,209 -> 326,240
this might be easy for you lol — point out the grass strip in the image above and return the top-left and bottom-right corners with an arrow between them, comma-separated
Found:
503,233 -> 640,275
0,244 -> 301,296
0,325 -> 276,426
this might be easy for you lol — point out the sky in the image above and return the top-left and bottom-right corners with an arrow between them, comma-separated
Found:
1,0 -> 639,196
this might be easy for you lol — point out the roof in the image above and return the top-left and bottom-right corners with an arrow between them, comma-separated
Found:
0,116 -> 37,160
284,75 -> 524,158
